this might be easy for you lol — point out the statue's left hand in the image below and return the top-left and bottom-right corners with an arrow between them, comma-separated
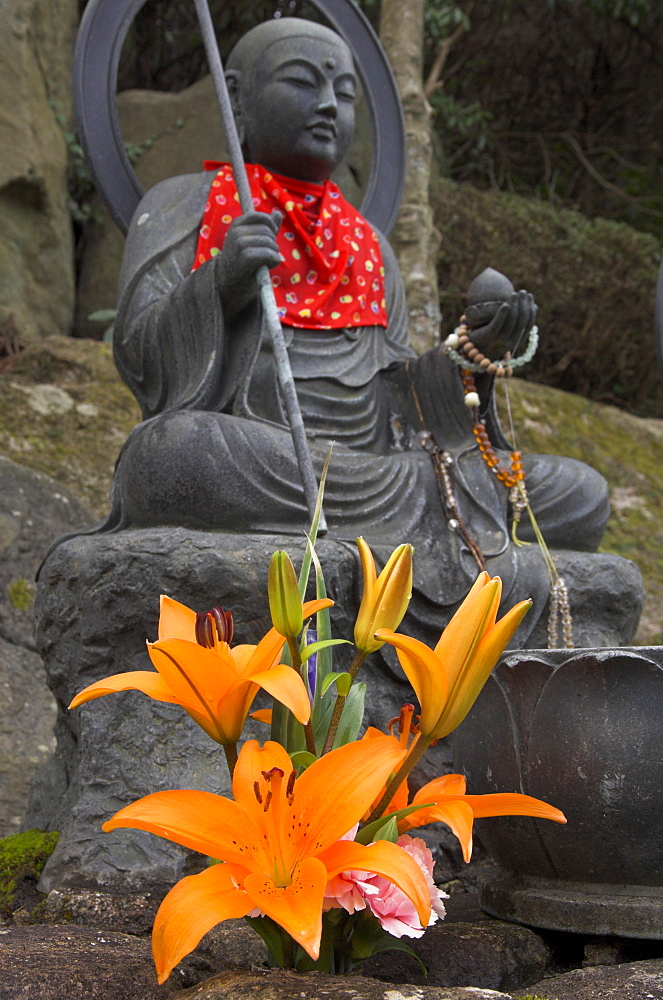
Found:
466,289 -> 537,361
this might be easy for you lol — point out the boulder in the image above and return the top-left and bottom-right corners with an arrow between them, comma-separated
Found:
528,956 -> 663,999
0,925 -> 182,999
358,917 -> 553,993
0,0 -> 77,344
173,969 -> 516,999
0,455 -> 93,837
31,526 -> 445,894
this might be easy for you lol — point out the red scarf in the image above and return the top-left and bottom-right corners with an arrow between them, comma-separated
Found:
192,163 -> 387,330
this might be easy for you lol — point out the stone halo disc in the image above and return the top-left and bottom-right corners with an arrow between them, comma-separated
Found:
73,0 -> 406,235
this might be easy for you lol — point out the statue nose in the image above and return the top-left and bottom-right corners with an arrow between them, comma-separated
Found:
316,83 -> 338,117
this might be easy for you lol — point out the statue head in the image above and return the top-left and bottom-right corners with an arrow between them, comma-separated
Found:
226,18 -> 356,184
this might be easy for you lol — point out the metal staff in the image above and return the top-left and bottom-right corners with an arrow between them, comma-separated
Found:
193,0 -> 326,532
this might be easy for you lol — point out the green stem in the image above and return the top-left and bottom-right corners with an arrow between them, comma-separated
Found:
287,635 -> 303,677
223,742 -> 238,777
286,636 -> 316,755
321,649 -> 367,755
364,735 -> 432,827
281,928 -> 295,969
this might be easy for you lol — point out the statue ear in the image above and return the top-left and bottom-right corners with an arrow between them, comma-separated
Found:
225,69 -> 245,145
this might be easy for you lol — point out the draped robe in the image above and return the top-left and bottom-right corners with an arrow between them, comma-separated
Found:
104,170 -> 609,645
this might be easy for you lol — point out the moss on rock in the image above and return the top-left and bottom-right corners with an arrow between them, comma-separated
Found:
0,336 -> 139,517
0,829 -> 59,917
7,578 -> 34,611
497,378 -> 663,644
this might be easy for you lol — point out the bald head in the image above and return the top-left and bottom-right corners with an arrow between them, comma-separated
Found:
227,17 -> 352,85
225,18 -> 356,183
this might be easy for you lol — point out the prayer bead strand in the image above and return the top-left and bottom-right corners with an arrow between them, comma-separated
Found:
455,320 -> 574,650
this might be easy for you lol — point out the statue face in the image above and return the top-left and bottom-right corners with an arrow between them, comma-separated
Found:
240,34 -> 357,183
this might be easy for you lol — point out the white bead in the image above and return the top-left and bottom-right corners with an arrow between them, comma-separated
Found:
445,333 -> 460,349
464,391 -> 480,408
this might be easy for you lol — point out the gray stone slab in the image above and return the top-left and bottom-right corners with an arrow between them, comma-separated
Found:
528,957 -> 663,999
174,969 -> 516,1000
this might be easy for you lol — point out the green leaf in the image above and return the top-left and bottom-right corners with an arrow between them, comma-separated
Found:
359,815 -> 399,844
290,750 -> 317,769
356,801 -> 437,845
333,682 -> 366,748
298,446 -> 333,599
301,639 -> 349,664
319,671 -> 352,697
244,915 -> 285,967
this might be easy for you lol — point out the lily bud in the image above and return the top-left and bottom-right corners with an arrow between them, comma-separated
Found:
354,538 -> 413,654
268,550 -> 304,639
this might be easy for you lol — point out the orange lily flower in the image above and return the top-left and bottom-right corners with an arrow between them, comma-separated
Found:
69,595 -> 331,745
354,538 -> 413,654
376,572 -> 531,740
363,718 -> 565,862
103,737 -> 432,982
397,772 -> 566,862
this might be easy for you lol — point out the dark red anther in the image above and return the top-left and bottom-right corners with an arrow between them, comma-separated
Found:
194,606 -> 234,647
211,606 -> 234,644
195,611 -> 215,648
253,781 -> 263,805
286,769 -> 296,798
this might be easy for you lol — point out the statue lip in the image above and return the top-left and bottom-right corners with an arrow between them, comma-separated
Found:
307,119 -> 337,138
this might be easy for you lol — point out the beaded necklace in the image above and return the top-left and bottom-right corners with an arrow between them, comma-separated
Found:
443,315 -> 574,649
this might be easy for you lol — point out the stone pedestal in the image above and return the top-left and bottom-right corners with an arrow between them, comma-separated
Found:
453,646 -> 663,939
31,528 -> 643,895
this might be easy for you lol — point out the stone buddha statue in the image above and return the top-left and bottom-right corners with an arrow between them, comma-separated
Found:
95,17 -> 626,646
30,12 -> 643,897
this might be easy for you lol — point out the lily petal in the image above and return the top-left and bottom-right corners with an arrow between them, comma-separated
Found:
158,594 -> 198,642
295,737 -> 406,853
249,663 -> 311,724
436,598 -> 532,736
244,857 -> 327,959
374,631 -> 449,737
397,799 -> 476,861
102,789 -> 268,871
152,862 -> 253,984
462,792 -> 566,825
147,640 -> 233,742
435,578 -> 501,690
69,671 -> 180,710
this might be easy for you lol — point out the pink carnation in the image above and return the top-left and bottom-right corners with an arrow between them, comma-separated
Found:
324,834 -> 448,939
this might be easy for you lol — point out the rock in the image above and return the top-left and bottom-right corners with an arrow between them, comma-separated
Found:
0,453 -> 93,648
0,0 -> 77,344
528,956 -> 663,999
0,640 -> 57,837
0,335 -> 140,518
495,377 -> 663,645
37,887 -> 159,936
31,526 -> 444,894
525,549 -> 643,649
0,455 -> 93,836
359,918 -> 553,994
0,924 -> 182,999
173,969 -> 516,1000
